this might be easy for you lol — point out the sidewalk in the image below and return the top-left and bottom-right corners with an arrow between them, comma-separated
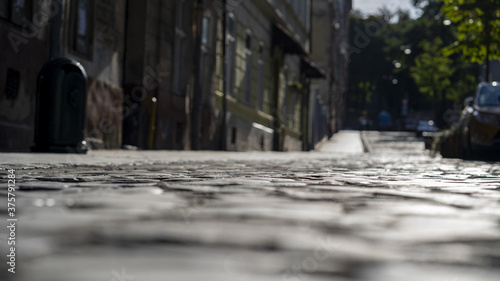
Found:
0,131 -> 364,168
0,131 -> 365,281
316,130 -> 364,154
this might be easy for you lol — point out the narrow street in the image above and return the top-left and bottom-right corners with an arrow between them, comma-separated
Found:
1,131 -> 500,281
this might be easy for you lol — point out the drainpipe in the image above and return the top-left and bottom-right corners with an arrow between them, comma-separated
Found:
220,0 -> 227,150
49,0 -> 64,59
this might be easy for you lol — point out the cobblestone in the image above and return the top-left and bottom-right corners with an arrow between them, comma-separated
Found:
1,131 -> 500,281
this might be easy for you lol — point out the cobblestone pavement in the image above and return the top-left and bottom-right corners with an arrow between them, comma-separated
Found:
1,131 -> 500,281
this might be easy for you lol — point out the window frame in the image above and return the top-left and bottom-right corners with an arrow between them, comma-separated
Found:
0,0 -> 33,27
68,0 -> 94,59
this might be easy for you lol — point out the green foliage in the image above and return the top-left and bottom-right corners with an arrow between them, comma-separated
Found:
446,73 -> 476,102
410,38 -> 454,100
348,0 -> 479,125
347,14 -> 393,116
440,0 -> 500,65
356,81 -> 375,103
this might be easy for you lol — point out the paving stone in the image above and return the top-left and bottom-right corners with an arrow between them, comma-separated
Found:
0,131 -> 499,280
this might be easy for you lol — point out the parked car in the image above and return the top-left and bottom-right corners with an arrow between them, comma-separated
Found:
459,82 -> 500,158
404,119 -> 418,131
416,120 -> 438,137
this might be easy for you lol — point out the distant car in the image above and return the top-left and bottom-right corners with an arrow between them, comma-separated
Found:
416,120 -> 438,137
404,119 -> 417,131
458,82 -> 500,158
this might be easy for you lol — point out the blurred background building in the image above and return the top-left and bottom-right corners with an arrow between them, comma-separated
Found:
311,0 -> 351,145
0,0 -> 350,152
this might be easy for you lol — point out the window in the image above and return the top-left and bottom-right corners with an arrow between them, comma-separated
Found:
226,13 -> 236,97
175,122 -> 185,147
257,42 -> 265,110
245,31 -> 252,49
231,127 -> 237,144
70,0 -> 93,57
0,1 -> 8,19
201,16 -> 210,46
478,85 -> 500,106
201,11 -> 212,46
173,0 -> 186,94
0,0 -> 31,26
5,68 -> 20,100
243,30 -> 252,105
200,12 -> 212,100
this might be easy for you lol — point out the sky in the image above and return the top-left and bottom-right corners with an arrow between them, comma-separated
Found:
352,0 -> 421,18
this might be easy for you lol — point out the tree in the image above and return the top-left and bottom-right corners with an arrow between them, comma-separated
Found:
440,0 -> 500,81
410,38 -> 455,124
347,13 -> 393,122
348,1 -> 479,128
411,39 -> 454,99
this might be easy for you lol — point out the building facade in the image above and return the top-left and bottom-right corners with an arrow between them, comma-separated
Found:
0,0 -> 128,151
332,0 -> 351,133
311,0 -> 351,143
0,0 -> 348,152
1,0 -> 57,151
0,0 -> 213,151
214,0 -> 327,151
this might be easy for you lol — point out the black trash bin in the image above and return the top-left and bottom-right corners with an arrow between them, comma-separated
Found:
32,58 -> 89,154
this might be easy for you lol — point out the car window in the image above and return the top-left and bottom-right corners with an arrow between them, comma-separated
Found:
477,86 -> 500,106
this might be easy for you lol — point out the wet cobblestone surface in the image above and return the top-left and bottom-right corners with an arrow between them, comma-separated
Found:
1,131 -> 500,281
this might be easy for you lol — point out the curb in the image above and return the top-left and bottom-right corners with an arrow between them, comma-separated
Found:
360,131 -> 373,153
